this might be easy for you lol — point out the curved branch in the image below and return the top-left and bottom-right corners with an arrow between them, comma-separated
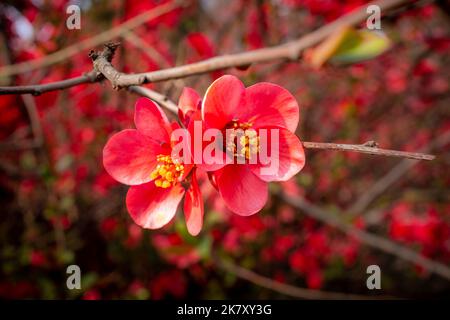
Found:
282,193 -> 450,281
90,0 -> 411,88
347,131 -> 450,215
0,0 -> 412,95
213,254 -> 392,300
0,1 -> 182,78
128,86 -> 178,114
0,71 -> 99,95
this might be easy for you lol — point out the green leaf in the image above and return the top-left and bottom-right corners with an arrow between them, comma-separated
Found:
330,30 -> 391,64
308,27 -> 391,67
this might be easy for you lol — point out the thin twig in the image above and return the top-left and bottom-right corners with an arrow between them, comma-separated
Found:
213,253 -> 392,300
128,88 -> 435,161
0,1 -> 183,78
282,193 -> 450,281
0,0 -> 412,95
90,0 -> 411,89
0,71 -> 99,96
128,86 -> 178,114
21,94 -> 43,147
347,131 -> 450,215
302,141 -> 435,161
123,31 -> 171,68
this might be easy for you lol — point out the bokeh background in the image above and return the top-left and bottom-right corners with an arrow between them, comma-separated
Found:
0,0 -> 449,299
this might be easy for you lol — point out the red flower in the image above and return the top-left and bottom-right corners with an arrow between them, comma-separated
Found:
201,75 -> 306,215
103,98 -> 204,236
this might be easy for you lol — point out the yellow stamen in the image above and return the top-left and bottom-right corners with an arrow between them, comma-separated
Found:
150,154 -> 185,188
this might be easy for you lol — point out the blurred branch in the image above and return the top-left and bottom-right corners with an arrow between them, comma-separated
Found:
89,0 -> 412,89
0,1 -> 183,78
128,86 -> 178,114
213,254 -> 391,300
348,131 -> 450,215
123,31 -> 171,68
0,0 -> 413,95
282,193 -> 450,281
0,160 -> 21,177
0,95 -> 44,150
21,95 -> 43,147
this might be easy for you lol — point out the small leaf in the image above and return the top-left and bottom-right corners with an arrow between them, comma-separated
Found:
307,26 -> 355,68
331,30 -> 391,64
307,26 -> 391,67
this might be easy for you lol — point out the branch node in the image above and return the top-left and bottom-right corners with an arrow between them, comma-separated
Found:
363,140 -> 379,148
103,42 -> 120,62
88,50 -> 98,61
138,75 -> 147,85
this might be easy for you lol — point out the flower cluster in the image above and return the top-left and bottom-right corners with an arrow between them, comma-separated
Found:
103,75 -> 305,235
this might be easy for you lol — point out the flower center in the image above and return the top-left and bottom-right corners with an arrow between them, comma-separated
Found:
150,155 -> 185,188
225,120 -> 260,160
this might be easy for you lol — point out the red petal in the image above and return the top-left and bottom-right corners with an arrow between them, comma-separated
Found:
243,83 -> 299,132
178,87 -> 201,126
216,164 -> 268,216
134,97 -> 171,142
251,127 -> 306,181
202,75 -> 245,129
183,170 -> 204,236
126,182 -> 185,229
103,129 -> 167,185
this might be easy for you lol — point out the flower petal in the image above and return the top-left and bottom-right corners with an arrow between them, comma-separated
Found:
202,75 -> 245,129
126,182 -> 185,229
250,127 -> 306,181
243,83 -> 299,132
178,87 -> 201,127
103,129 -> 167,185
216,164 -> 268,216
134,97 -> 171,142
183,170 -> 204,236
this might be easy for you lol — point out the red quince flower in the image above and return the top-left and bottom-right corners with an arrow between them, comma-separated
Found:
201,75 -> 306,215
103,97 -> 204,236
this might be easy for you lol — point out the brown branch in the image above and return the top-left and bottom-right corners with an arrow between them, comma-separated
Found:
126,88 -> 436,161
123,31 -> 171,68
213,254 -> 392,300
347,131 -> 450,215
0,71 -> 99,96
0,1 -> 183,78
302,141 -> 435,161
90,0 -> 411,89
0,0 -> 412,95
0,94 -> 45,150
128,86 -> 178,114
1,1 -> 435,161
21,95 -> 43,147
282,193 -> 450,281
